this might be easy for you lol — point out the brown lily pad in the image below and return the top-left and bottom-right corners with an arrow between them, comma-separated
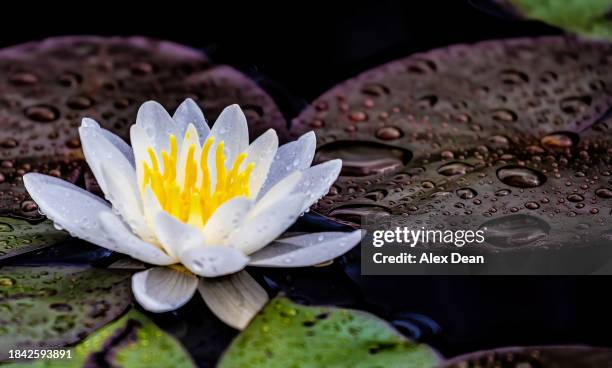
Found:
440,346 -> 612,367
0,36 -> 287,220
292,36 -> 612,251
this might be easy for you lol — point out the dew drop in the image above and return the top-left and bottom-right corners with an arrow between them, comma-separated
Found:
567,194 -> 584,202
540,131 -> 579,150
375,126 -> 403,140
364,190 -> 388,201
437,162 -> 474,176
456,187 -> 477,199
315,141 -> 411,177
65,138 -> 81,149
360,83 -> 390,97
480,214 -> 550,248
422,181 -> 435,189
20,200 -> 38,212
560,96 -> 592,114
130,61 -> 154,75
0,277 -> 15,286
491,108 -> 517,122
595,188 -> 612,199
66,95 -> 94,110
9,72 -> 39,86
24,104 -> 60,123
57,71 -> 82,87
500,69 -> 529,84
0,138 -> 18,149
488,135 -> 510,148
0,222 -> 13,232
497,166 -> 546,188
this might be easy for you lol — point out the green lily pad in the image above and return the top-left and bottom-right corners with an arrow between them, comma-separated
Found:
0,266 -> 131,360
506,0 -> 612,40
218,297 -> 439,368
0,217 -> 68,259
2,309 -> 196,368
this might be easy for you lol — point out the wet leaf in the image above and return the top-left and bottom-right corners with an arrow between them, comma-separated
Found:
218,297 -> 439,368
292,36 -> 612,251
0,36 -> 287,220
0,266 -> 131,360
440,345 -> 612,367
506,0 -> 612,40
3,309 -> 195,368
0,217 -> 67,260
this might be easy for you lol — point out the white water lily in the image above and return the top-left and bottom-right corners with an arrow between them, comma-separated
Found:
23,99 -> 361,329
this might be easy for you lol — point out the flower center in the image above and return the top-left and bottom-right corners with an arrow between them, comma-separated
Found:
141,131 -> 254,228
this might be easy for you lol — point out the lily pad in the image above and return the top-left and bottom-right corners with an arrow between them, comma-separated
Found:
218,297 -> 439,368
440,345 -> 612,367
291,36 -> 612,251
0,36 -> 288,220
0,217 -> 67,260
3,309 -> 195,368
504,0 -> 612,40
0,266 -> 131,360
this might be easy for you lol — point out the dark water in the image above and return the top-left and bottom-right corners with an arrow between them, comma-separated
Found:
9,212 -> 611,366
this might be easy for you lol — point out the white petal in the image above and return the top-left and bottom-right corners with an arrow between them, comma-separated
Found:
98,212 -> 177,265
81,118 -> 135,165
198,270 -> 268,330
142,186 -> 163,232
294,159 -> 342,213
173,98 -> 210,142
132,267 -> 198,313
136,101 -> 180,154
79,123 -> 136,195
250,171 -> 301,218
257,131 -> 316,199
152,211 -> 206,258
202,197 -> 253,245
179,245 -> 250,277
98,162 -> 154,243
23,173 -> 112,246
209,104 -> 249,168
243,129 -> 278,198
249,230 -> 362,267
130,124 -> 154,187
229,193 -> 307,255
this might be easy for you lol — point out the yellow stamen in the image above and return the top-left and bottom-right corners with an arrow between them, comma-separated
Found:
140,135 -> 254,228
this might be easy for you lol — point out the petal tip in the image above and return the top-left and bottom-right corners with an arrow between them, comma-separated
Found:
137,100 -> 169,120
132,268 -> 198,313
22,172 -> 47,193
301,130 -> 316,141
81,117 -> 99,128
326,159 -> 343,178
